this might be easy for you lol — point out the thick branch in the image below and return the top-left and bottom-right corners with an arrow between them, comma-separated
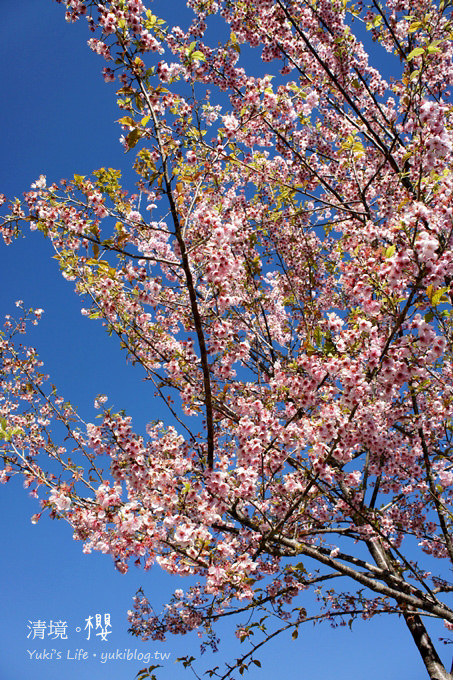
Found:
133,71 -> 215,468
403,612 -> 452,680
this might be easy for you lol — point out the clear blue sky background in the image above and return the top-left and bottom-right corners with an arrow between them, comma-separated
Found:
0,2 -> 451,679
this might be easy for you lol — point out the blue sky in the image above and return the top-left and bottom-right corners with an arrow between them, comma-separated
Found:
0,2 -> 451,679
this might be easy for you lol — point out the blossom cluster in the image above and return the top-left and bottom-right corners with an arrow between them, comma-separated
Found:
3,0 -> 453,673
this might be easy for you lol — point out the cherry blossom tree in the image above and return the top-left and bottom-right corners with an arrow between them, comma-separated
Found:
3,0 -> 453,678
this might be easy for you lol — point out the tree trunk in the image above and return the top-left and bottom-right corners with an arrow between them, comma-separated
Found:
403,612 -> 452,680
365,540 -> 451,680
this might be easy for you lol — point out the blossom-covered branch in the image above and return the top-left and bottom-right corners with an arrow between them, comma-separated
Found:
2,0 -> 453,678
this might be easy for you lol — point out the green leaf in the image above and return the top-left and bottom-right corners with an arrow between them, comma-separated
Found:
126,128 -> 142,150
177,656 -> 195,668
408,21 -> 422,32
118,116 -> 136,127
366,14 -> 383,30
385,244 -> 396,258
407,47 -> 425,60
135,663 -> 162,679
352,141 -> 365,156
314,327 -> 323,346
431,287 -> 449,306
191,50 -> 206,62
186,41 -> 197,55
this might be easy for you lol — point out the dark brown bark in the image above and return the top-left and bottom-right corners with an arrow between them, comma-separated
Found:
402,612 -> 452,680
